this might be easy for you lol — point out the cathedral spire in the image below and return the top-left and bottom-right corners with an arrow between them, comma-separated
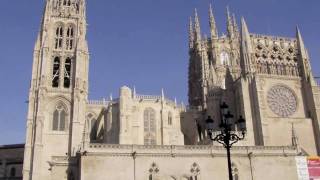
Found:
209,4 -> 218,39
226,6 -> 234,38
194,8 -> 202,43
189,17 -> 194,49
240,17 -> 254,75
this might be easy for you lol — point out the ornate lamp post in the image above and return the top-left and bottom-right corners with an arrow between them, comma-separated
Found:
205,102 -> 247,180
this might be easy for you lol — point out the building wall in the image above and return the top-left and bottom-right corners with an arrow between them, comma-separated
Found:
79,144 -> 300,180
0,144 -> 24,180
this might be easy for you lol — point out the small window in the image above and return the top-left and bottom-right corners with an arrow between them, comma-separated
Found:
55,26 -> 63,49
64,58 -> 72,88
52,104 -> 67,131
10,167 -> 16,177
52,57 -> 60,87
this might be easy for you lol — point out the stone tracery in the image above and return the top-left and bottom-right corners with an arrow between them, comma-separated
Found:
267,85 -> 297,117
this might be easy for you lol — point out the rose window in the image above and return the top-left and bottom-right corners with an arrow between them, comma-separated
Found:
267,85 -> 297,117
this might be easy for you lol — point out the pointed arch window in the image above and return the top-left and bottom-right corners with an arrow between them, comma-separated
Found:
144,108 -> 156,145
87,113 -> 97,141
190,163 -> 200,180
63,0 -> 71,6
52,104 -> 67,131
55,26 -> 63,49
220,51 -> 230,66
52,57 -> 60,88
64,58 -> 72,88
66,25 -> 75,50
168,112 -> 173,126
10,167 -> 16,177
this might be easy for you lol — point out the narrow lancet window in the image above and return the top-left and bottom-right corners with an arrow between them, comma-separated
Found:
168,112 -> 173,125
55,26 -> 63,49
87,113 -> 97,141
52,104 -> 67,131
66,26 -> 74,50
144,108 -> 156,145
64,58 -> 72,88
52,57 -> 60,88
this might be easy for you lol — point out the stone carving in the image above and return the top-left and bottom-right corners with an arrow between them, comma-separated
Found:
267,85 -> 297,117
190,162 -> 200,176
254,37 -> 299,76
149,162 -> 160,179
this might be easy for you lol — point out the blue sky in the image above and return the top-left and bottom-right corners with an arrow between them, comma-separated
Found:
0,0 -> 319,144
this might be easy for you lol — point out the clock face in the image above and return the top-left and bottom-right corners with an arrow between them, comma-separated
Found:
267,85 -> 297,117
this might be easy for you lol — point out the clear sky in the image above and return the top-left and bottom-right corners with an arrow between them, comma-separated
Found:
0,0 -> 319,145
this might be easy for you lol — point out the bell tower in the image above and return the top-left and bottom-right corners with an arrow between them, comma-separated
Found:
23,0 -> 89,179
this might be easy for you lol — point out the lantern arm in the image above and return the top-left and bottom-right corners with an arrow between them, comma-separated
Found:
229,133 -> 245,147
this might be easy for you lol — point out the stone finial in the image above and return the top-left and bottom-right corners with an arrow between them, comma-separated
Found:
194,8 -> 202,43
226,6 -> 234,38
161,88 -> 165,101
209,4 -> 218,38
133,86 -> 136,99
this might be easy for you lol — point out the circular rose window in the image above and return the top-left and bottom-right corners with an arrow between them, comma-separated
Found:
267,85 -> 297,117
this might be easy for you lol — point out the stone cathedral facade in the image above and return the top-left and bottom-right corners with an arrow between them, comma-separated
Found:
21,0 -> 320,180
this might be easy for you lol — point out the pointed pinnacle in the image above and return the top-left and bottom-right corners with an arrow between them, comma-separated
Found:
209,3 -> 218,38
209,4 -> 214,19
194,8 -> 200,25
233,14 -> 238,28
194,8 -> 201,42
226,6 -> 234,37
226,6 -> 231,20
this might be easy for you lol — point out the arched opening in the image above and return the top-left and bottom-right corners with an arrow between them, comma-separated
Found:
87,113 -> 97,141
66,25 -> 75,50
10,167 -> 16,177
63,0 -> 71,6
144,108 -> 156,145
190,163 -> 200,180
52,57 -> 60,88
64,58 -> 72,88
55,25 -> 63,49
52,103 -> 67,131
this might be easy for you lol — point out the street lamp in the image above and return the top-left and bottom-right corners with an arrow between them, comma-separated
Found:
205,102 -> 246,180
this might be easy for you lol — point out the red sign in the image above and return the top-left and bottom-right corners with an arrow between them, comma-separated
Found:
308,157 -> 320,180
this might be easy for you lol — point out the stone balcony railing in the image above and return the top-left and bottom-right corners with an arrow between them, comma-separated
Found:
87,100 -> 109,105
250,33 -> 296,42
84,144 -> 300,157
136,94 -> 162,100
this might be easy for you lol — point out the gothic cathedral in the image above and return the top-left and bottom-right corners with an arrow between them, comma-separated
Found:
22,0 -> 320,180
